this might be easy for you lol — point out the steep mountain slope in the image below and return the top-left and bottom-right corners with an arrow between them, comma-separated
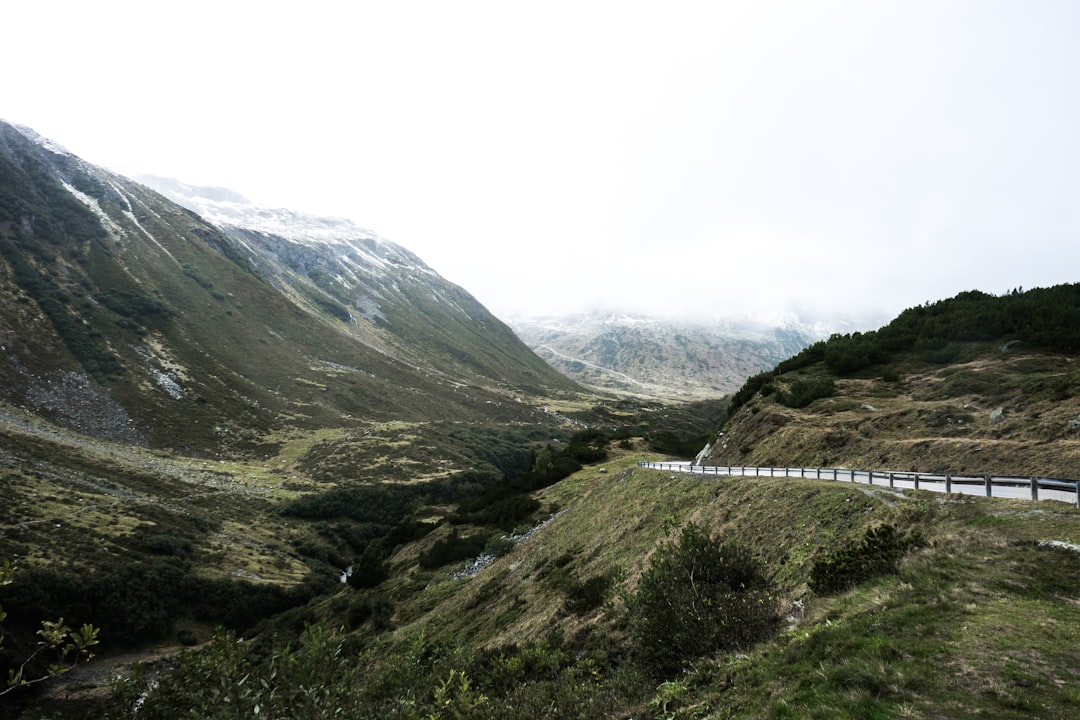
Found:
136,175 -> 565,394
706,286 -> 1080,478
509,312 -> 813,400
0,121 -> 579,455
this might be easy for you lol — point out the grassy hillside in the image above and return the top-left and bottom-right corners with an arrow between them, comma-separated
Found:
14,438 -> 1080,719
710,286 -> 1080,478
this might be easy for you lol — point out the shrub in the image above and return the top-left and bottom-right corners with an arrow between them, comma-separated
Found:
630,523 -> 778,677
564,572 -> 616,615
418,532 -> 490,570
809,523 -> 920,595
483,535 -> 517,558
451,489 -> 539,529
97,289 -> 173,321
779,377 -> 835,408
647,429 -> 707,457
346,542 -> 389,589
345,593 -> 394,631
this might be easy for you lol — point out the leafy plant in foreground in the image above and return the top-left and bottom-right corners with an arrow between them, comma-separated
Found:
0,560 -> 99,698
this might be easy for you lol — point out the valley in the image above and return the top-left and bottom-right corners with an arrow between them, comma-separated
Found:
3,120 -> 1080,719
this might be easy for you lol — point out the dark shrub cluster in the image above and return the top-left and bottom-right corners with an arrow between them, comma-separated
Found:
778,376 -> 835,408
418,531 -> 491,570
0,561 -> 330,647
809,523 -> 920,595
451,487 -> 540,529
727,284 -> 1080,417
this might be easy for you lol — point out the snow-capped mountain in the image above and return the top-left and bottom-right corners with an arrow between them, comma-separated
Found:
0,120 -> 576,453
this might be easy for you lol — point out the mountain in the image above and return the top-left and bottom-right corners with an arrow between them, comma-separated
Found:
133,174 -> 565,396
508,311 -> 815,400
0,121 -> 580,455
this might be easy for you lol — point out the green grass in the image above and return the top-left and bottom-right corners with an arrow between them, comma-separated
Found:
15,438 -> 1080,718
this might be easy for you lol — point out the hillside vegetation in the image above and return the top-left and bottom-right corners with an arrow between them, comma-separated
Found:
0,121 -> 579,456
710,286 -> 1080,478
20,446 -> 1080,719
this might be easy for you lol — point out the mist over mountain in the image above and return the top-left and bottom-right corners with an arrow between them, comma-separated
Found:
508,311 -> 816,400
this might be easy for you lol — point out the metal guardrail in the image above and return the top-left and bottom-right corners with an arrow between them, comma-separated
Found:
636,461 -> 1080,507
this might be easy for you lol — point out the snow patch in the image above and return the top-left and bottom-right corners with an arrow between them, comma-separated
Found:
1041,540 -> 1080,554
449,510 -> 566,579
149,368 -> 183,399
59,180 -> 124,238
135,174 -> 440,277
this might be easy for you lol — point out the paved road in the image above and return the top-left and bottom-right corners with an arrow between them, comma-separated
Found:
639,461 -> 1080,506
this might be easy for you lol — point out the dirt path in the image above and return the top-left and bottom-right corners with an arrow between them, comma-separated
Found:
37,645 -> 184,703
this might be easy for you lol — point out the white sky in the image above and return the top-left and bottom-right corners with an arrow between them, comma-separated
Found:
5,1 -> 1080,330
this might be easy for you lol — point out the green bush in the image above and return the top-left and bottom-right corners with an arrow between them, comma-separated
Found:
630,523 -> 778,677
647,429 -> 707,457
452,489 -> 540,529
809,523 -> 920,595
418,531 -> 490,570
779,377 -> 836,408
97,289 -> 173,321
345,593 -> 394,631
564,572 -> 616,615
346,542 -> 389,589
483,535 -> 517,558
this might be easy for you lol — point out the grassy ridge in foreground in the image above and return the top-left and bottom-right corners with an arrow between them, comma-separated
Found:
382,455 -> 1080,717
268,458 -> 1080,718
16,450 -> 1080,718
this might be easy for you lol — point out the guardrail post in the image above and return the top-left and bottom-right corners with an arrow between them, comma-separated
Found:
816,468 -> 820,480
1031,477 -> 1038,501
946,473 -> 952,493
914,473 -> 920,490
1076,480 -> 1080,508
868,470 -> 873,486
985,475 -> 992,497
888,472 -> 894,488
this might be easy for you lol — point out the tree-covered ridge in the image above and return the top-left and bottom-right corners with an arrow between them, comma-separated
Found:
731,284 -> 1080,415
